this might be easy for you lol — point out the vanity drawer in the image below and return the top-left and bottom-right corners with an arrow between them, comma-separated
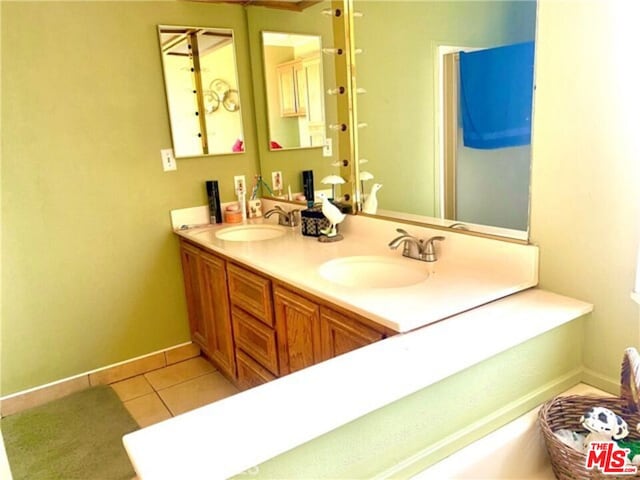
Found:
227,263 -> 274,327
232,306 -> 279,375
236,349 -> 276,391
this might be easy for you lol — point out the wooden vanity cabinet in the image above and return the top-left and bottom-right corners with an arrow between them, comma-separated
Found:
179,240 -> 236,380
180,240 -> 393,389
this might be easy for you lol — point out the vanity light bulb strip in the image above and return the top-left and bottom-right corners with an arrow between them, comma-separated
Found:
327,86 -> 346,95
322,48 -> 344,56
321,8 -> 342,17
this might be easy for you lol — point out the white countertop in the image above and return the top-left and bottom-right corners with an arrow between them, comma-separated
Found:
174,213 -> 539,332
123,288 -> 592,479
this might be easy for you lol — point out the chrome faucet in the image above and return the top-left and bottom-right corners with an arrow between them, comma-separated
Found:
264,205 -> 300,227
388,228 -> 445,262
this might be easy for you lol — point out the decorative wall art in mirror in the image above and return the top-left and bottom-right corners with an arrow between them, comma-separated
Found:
261,31 -> 326,151
352,1 -> 537,240
158,26 -> 245,158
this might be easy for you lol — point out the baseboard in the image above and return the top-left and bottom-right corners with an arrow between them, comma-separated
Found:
372,367 -> 583,479
0,341 -> 200,417
581,367 -> 619,395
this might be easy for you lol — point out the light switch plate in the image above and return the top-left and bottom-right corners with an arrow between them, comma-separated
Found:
271,171 -> 283,191
160,148 -> 176,171
323,138 -> 333,157
234,175 -> 246,194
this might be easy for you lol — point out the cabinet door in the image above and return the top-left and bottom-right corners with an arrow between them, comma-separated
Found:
274,286 -> 321,375
232,306 -> 279,376
277,63 -> 298,117
303,58 -> 323,124
320,307 -> 385,361
293,62 -> 307,115
200,251 -> 236,380
236,349 -> 276,391
227,263 -> 274,327
179,241 -> 209,353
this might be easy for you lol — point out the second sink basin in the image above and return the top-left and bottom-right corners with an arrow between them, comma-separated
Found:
318,255 -> 430,289
212,224 -> 287,242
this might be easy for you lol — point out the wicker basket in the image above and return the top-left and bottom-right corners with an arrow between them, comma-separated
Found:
539,348 -> 640,479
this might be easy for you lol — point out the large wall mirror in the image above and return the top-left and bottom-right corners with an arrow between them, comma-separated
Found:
158,25 -> 245,158
352,0 -> 537,240
262,32 -> 326,151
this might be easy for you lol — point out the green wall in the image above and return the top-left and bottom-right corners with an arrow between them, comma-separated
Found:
1,1 -> 260,395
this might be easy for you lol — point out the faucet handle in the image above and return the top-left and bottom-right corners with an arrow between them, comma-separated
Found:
288,209 -> 301,227
423,236 -> 445,262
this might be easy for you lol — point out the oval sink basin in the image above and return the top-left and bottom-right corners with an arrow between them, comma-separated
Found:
318,255 -> 430,288
212,225 -> 287,242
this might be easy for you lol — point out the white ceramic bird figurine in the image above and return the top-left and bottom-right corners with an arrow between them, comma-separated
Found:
362,183 -> 382,214
320,193 -> 346,237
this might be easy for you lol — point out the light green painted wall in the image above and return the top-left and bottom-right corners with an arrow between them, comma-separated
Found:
0,1 -> 259,395
233,319 -> 583,478
530,0 -> 640,390
354,0 -> 536,217
246,2 -> 336,196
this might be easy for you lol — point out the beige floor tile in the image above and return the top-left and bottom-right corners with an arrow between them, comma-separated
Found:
124,393 -> 172,428
111,375 -> 154,402
165,343 -> 201,365
144,356 -> 215,391
158,372 -> 239,416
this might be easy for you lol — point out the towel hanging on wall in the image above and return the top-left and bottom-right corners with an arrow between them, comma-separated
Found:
459,41 -> 535,149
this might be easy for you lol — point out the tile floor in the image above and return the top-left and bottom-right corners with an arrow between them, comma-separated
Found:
110,356 -> 240,427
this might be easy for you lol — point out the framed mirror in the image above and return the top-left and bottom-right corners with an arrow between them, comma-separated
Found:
261,31 -> 326,151
158,25 -> 245,158
352,1 -> 537,240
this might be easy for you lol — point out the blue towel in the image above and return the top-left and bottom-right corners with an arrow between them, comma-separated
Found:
459,41 -> 535,149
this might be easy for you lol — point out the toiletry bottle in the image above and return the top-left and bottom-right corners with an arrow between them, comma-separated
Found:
238,190 -> 247,221
206,180 -> 222,224
302,170 -> 314,208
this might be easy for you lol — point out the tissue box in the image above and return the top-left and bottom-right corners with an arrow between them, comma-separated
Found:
301,206 -> 331,237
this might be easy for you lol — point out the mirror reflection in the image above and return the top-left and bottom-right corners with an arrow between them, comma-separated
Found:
158,26 -> 245,158
353,1 -> 537,239
262,31 -> 326,151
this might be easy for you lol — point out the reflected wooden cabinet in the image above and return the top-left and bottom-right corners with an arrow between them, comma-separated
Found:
276,56 -> 322,120
179,240 -> 236,380
277,60 -> 306,117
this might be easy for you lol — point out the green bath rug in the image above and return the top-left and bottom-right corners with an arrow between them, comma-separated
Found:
1,385 -> 139,480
